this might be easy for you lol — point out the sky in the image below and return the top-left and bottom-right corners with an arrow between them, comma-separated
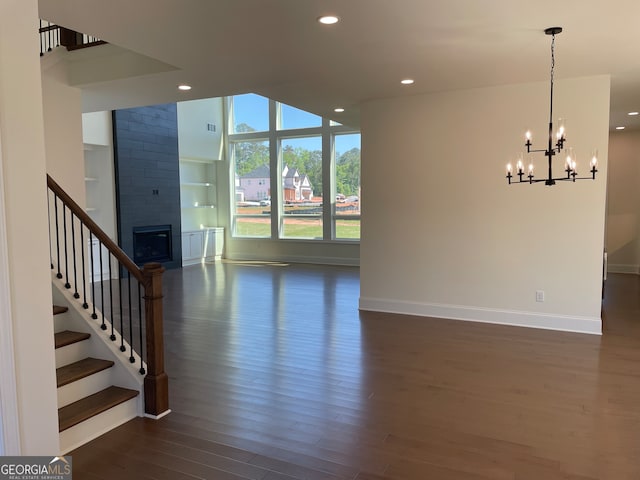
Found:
233,93 -> 361,153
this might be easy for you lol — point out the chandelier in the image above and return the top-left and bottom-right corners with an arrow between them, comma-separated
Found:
506,27 -> 598,186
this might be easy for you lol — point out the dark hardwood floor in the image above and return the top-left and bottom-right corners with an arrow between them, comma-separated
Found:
71,264 -> 640,479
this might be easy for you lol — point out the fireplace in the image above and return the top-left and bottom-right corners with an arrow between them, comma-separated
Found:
133,225 -> 172,264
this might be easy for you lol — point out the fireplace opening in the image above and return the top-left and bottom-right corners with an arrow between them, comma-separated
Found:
133,225 -> 172,264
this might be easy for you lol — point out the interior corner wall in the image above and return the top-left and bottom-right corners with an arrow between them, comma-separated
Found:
0,0 -> 60,454
41,54 -> 86,204
113,104 -> 182,269
83,111 -> 113,147
605,129 -> 640,274
360,75 -> 610,335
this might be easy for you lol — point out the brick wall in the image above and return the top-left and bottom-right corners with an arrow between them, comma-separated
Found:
113,104 -> 182,269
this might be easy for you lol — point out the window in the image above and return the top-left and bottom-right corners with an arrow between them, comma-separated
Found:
279,103 -> 321,130
228,94 -> 360,242
334,133 -> 361,240
281,137 -> 322,239
233,140 -> 271,237
231,94 -> 269,133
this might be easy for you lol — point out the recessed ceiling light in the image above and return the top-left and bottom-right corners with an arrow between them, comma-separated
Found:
178,84 -> 192,91
401,79 -> 414,85
616,126 -> 625,130
334,107 -> 345,113
318,15 -> 339,25
628,111 -> 639,116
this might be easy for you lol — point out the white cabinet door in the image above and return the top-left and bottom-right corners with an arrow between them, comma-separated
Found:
203,228 -> 224,261
181,231 -> 204,265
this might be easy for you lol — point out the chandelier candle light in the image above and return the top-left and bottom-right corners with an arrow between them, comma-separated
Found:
506,27 -> 598,186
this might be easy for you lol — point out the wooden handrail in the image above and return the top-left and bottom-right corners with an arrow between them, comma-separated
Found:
38,24 -> 59,33
47,174 -> 169,416
46,175 -> 143,283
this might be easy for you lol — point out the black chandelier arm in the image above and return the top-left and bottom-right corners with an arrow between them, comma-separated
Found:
507,170 -> 597,185
564,173 -> 598,182
525,147 -> 548,154
525,143 -> 564,154
506,175 -> 551,185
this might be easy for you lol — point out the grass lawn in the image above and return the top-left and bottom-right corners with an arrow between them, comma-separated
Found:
235,217 -> 360,239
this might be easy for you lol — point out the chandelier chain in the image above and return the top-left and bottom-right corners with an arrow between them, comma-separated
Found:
550,33 -> 555,91
549,33 -> 555,125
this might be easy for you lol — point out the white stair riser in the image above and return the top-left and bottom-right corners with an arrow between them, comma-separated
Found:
57,368 -> 114,408
53,312 -> 74,333
55,341 -> 92,368
52,280 -> 145,394
59,396 -> 140,455
52,274 -> 147,452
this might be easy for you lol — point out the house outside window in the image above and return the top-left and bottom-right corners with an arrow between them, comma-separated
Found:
232,139 -> 270,237
227,94 -> 360,241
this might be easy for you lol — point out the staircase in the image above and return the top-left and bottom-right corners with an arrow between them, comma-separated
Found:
47,174 -> 169,454
52,303 -> 140,454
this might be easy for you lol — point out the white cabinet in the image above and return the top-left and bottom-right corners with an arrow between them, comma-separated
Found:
181,228 -> 224,266
204,227 -> 224,260
181,231 -> 204,265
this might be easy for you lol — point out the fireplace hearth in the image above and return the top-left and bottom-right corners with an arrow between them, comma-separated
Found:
133,225 -> 172,264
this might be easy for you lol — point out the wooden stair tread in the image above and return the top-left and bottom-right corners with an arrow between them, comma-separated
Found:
56,357 -> 114,387
55,330 -> 91,349
53,305 -> 68,315
58,386 -> 139,432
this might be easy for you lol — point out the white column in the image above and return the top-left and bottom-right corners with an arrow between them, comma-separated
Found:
0,0 -> 60,454
0,124 -> 19,455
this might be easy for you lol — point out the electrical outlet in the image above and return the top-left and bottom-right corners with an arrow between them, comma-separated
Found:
535,290 -> 545,302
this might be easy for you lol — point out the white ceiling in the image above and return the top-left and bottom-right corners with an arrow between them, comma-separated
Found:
39,0 -> 640,131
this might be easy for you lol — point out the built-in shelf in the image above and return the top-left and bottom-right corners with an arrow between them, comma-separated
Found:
85,177 -> 99,213
181,158 -> 218,164
181,182 -> 213,187
177,97 -> 223,234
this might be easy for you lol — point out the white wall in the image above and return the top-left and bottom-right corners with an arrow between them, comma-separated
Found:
177,98 -> 224,161
0,110 -> 18,456
82,111 -> 112,146
360,75 -> 610,334
606,129 -> 640,273
0,0 -> 60,454
41,52 -> 86,203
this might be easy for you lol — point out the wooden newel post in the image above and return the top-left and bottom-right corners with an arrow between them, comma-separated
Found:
142,262 -> 169,416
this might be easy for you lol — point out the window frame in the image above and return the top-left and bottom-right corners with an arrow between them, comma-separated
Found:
227,95 -> 360,242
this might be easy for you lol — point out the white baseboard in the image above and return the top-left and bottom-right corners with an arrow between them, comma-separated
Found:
607,264 -> 639,275
225,252 -> 360,267
144,408 -> 171,420
359,297 -> 602,335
